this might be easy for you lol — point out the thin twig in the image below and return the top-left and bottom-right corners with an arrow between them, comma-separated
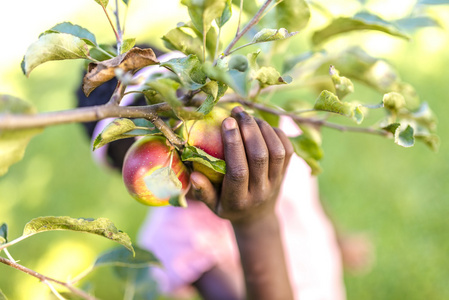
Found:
108,81 -> 127,106
43,280 -> 66,300
236,0 -> 244,34
221,0 -> 274,58
222,95 -> 390,137
101,5 -> 120,47
114,0 -> 123,42
0,256 -> 98,300
148,115 -> 184,148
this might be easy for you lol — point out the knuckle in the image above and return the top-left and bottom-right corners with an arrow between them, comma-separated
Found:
270,147 -> 286,164
250,150 -> 269,167
227,167 -> 248,182
228,200 -> 248,212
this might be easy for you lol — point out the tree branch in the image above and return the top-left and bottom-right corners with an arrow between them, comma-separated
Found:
0,103 -> 171,130
221,0 -> 274,58
0,256 -> 98,300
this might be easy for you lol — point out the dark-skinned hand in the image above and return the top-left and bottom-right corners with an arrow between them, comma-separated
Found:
189,106 -> 294,225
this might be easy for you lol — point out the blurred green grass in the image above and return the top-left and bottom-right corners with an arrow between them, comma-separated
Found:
1,6 -> 449,300
318,47 -> 449,299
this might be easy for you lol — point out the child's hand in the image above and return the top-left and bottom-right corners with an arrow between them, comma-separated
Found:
189,106 -> 294,225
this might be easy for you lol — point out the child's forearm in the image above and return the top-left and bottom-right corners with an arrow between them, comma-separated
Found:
233,212 -> 293,300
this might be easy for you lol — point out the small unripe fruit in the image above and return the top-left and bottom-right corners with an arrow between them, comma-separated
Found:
122,136 -> 190,206
228,54 -> 249,72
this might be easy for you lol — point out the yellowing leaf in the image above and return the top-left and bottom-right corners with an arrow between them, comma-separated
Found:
0,95 -> 43,176
144,167 -> 183,200
23,216 -> 134,254
22,33 -> 90,76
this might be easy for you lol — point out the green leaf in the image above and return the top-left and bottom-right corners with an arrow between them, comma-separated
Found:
162,27 -> 203,58
251,28 -> 298,43
146,78 -> 180,107
289,134 -> 323,176
0,223 -> 7,245
160,55 -> 207,90
93,0 -> 109,7
89,44 -> 116,61
276,0 -> 310,31
255,106 -> 280,128
312,12 -> 410,46
198,81 -> 228,115
353,106 -> 364,124
122,0 -> 130,5
255,66 -> 291,87
0,95 -> 43,176
93,118 -> 160,150
395,124 -> 415,147
22,33 -> 90,76
202,61 -> 249,96
381,123 -> 401,135
181,145 -> 226,174
144,167 -> 183,200
145,78 -> 203,120
228,54 -> 249,72
383,92 -> 405,111
121,38 -> 136,54
418,0 -> 449,4
313,90 -> 363,123
216,0 -> 232,27
329,65 -> 354,99
169,194 -> 188,208
94,245 -> 160,269
415,133 -> 440,152
23,217 -> 134,254
181,0 -> 227,36
395,16 -> 441,34
412,102 -> 437,132
41,22 -> 97,46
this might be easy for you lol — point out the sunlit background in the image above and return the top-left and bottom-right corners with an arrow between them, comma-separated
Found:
1,0 -> 449,299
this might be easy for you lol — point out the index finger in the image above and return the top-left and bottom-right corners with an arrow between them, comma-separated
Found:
221,117 -> 249,210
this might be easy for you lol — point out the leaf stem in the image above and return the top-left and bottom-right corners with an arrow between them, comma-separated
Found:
221,0 -> 274,58
101,5 -> 120,49
43,280 -> 66,300
0,256 -> 98,300
0,235 -> 32,252
3,248 -> 16,262
94,46 -> 115,59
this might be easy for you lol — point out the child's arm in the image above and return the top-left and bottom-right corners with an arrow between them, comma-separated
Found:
190,106 -> 294,300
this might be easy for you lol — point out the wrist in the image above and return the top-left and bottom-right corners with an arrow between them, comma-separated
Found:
232,210 -> 279,235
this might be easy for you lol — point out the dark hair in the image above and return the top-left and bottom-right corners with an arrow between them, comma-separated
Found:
75,44 -> 165,171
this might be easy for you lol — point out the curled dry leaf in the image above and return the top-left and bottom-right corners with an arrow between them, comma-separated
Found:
82,47 -> 159,96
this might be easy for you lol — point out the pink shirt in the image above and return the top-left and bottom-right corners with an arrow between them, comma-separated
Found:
138,117 -> 346,300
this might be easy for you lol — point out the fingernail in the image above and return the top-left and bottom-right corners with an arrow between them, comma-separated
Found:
190,179 -> 200,190
232,106 -> 244,114
223,117 -> 237,130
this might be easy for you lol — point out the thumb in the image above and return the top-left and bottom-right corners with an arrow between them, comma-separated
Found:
190,171 -> 217,211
